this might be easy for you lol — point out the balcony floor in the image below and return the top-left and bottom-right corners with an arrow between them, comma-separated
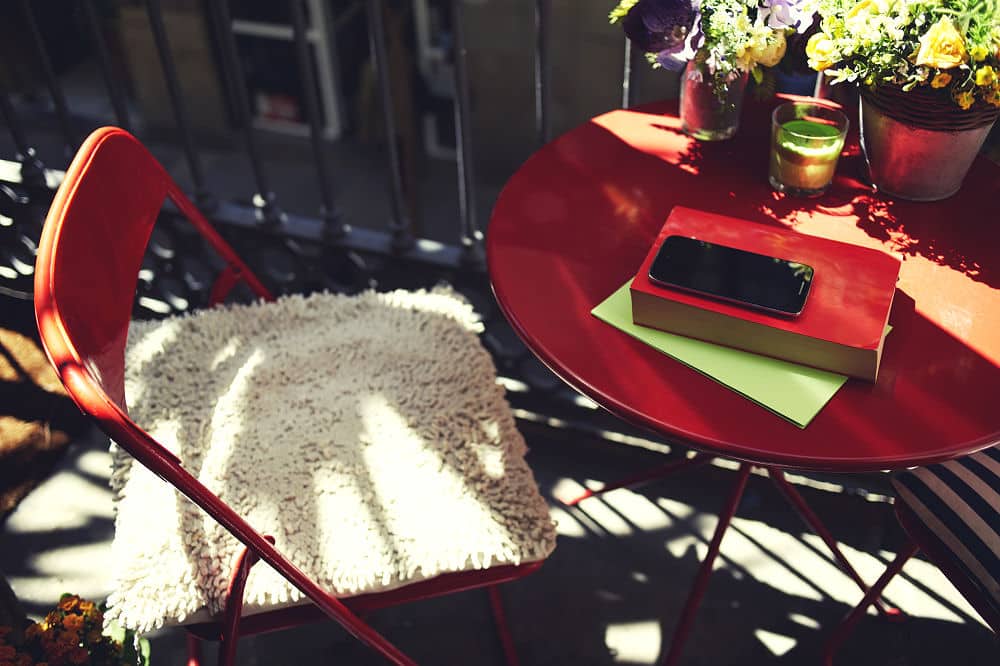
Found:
2,422 -> 995,665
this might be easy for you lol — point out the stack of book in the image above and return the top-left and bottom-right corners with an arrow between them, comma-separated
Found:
592,207 -> 901,428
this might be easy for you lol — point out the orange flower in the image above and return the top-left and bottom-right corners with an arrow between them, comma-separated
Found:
931,71 -> 952,88
955,90 -> 975,109
58,596 -> 81,612
62,614 -> 83,633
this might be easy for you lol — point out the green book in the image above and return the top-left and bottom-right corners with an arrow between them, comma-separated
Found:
591,281 -> 852,428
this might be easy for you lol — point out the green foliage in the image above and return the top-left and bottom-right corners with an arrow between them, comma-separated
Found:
609,0 -> 642,23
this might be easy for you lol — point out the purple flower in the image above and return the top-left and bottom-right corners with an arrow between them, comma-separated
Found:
655,20 -> 704,71
622,0 -> 699,54
760,0 -> 815,33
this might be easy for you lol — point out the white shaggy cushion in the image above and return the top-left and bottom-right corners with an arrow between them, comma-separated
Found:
106,288 -> 557,632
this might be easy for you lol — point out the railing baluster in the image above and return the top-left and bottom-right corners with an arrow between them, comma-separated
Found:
145,0 -> 213,209
290,0 -> 345,238
206,0 -> 283,226
0,89 -> 45,184
622,37 -> 640,109
19,0 -> 76,156
82,0 -> 131,132
365,0 -> 414,252
534,0 -> 551,145
451,0 -> 481,265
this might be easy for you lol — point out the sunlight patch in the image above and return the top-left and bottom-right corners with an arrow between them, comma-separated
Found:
549,506 -> 587,538
75,449 -> 113,480
754,628 -> 797,656
605,620 -> 661,663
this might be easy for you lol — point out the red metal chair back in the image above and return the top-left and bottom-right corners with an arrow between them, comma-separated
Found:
33,127 -> 416,665
35,128 -> 272,409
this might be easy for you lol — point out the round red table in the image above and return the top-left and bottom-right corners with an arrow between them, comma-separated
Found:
487,98 -> 1000,665
488,99 -> 1000,473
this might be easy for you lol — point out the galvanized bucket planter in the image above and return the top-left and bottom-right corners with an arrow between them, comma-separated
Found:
859,86 -> 999,202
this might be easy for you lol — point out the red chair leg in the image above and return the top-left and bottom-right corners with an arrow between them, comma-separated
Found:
218,536 -> 274,666
186,633 -> 203,666
769,468 -> 901,618
562,453 -> 715,506
662,463 -> 751,666
822,540 -> 918,666
488,585 -> 520,666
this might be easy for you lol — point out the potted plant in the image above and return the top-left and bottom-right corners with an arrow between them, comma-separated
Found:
807,0 -> 1000,200
611,0 -> 815,140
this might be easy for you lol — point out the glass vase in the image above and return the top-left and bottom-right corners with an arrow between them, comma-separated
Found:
679,60 -> 749,141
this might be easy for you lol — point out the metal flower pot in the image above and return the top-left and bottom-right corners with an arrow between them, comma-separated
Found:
859,93 -> 997,202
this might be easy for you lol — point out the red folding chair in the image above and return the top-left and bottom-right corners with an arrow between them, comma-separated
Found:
34,127 -> 555,665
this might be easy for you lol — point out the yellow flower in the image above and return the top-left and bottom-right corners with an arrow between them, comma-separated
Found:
916,17 -> 967,69
931,71 -> 952,88
847,0 -> 888,19
955,91 -> 975,109
970,44 -> 989,62
976,66 -> 996,87
748,31 -> 787,68
806,34 -> 839,71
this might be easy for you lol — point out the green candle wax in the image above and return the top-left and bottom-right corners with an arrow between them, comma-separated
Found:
770,119 -> 845,194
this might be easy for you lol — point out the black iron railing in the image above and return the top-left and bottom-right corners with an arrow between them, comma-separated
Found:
0,0 -> 659,448
0,2 -> 904,502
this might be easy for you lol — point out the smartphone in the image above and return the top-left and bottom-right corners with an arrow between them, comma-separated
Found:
648,235 -> 814,317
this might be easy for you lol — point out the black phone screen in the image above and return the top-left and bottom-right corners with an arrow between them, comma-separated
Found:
648,235 -> 814,317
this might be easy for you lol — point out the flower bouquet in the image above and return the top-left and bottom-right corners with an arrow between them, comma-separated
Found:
0,594 -> 148,666
806,0 -> 1000,199
611,0 -> 815,139
807,0 -> 1000,111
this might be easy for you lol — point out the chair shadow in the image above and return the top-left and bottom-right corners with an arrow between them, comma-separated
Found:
3,381 -> 996,665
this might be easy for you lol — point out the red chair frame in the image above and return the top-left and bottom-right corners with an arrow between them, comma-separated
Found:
34,127 -> 543,666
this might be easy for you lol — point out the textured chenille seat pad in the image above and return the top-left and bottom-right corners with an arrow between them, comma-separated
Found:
106,288 -> 557,632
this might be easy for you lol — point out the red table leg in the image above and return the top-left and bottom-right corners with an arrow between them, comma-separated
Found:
822,541 -> 918,666
662,463 -> 751,666
561,453 -> 714,506
569,455 -> 907,663
768,469 -> 901,618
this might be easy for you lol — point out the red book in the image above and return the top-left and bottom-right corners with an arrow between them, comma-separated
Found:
630,207 -> 901,381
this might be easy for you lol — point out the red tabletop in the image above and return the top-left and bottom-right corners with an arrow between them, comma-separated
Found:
487,99 -> 1000,473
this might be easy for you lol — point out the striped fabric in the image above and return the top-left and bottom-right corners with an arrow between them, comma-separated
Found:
892,446 -> 1000,620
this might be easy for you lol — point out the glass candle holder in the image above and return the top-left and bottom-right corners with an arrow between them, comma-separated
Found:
769,102 -> 849,197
